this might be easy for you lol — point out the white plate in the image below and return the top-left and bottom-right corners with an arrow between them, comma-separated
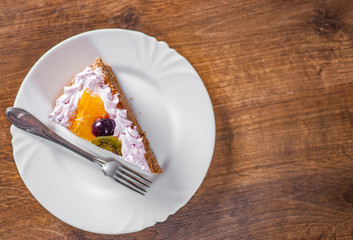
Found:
10,29 -> 215,234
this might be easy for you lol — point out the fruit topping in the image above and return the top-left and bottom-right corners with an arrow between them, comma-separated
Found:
91,136 -> 122,155
92,118 -> 116,137
70,88 -> 108,141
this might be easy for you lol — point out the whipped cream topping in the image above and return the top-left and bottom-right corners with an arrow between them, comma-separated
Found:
49,67 -> 150,172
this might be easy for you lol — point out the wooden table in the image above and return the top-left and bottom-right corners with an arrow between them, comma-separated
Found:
2,0 -> 353,239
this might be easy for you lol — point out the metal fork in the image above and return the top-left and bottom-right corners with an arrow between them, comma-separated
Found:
6,107 -> 151,195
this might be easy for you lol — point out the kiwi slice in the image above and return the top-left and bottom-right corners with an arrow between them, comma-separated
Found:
91,136 -> 122,156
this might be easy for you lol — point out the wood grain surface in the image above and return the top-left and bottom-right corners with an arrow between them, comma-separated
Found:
2,0 -> 353,239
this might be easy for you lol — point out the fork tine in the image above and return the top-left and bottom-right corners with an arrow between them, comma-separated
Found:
113,175 -> 145,195
119,165 -> 152,183
115,171 -> 147,193
117,168 -> 150,188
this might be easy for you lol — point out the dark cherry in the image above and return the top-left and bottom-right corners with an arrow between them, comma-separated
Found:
92,118 -> 116,137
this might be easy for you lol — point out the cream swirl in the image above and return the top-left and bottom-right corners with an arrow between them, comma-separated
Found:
49,67 -> 150,172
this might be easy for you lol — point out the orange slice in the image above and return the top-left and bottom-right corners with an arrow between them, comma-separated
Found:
70,88 -> 108,141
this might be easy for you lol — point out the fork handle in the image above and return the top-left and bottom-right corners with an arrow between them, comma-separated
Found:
6,107 -> 105,167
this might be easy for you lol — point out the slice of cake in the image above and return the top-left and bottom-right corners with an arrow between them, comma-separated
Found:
49,57 -> 162,174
